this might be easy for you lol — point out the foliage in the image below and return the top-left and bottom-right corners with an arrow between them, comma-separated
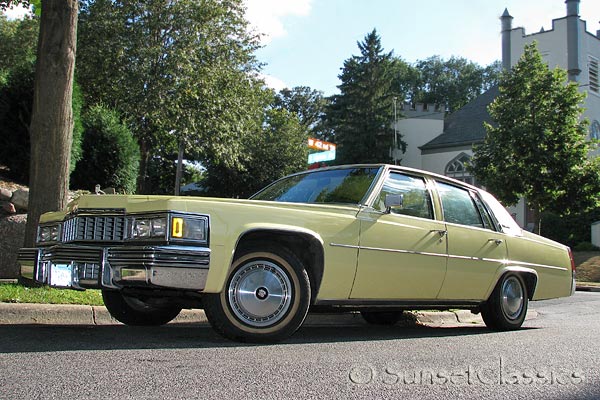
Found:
470,42 -> 600,232
146,156 -> 204,195
573,242 -> 600,252
0,14 -> 37,85
0,64 -> 84,182
0,16 -> 39,182
274,86 -> 332,141
540,209 -> 600,248
77,0 -> 265,194
0,66 -> 33,182
203,93 -> 309,198
71,104 -> 140,193
328,29 -> 405,164
410,56 -> 501,113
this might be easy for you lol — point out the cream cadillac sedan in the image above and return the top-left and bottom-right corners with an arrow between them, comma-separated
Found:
19,165 -> 575,342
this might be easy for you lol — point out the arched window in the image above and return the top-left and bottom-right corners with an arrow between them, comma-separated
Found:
445,153 -> 475,185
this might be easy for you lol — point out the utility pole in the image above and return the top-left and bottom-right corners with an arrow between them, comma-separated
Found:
175,137 -> 184,196
393,97 -> 398,165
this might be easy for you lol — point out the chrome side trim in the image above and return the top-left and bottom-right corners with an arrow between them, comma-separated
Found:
330,243 -> 447,259
329,243 -> 569,271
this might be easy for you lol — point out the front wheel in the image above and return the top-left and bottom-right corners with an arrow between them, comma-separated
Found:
203,247 -> 311,343
102,290 -> 182,326
480,273 -> 528,331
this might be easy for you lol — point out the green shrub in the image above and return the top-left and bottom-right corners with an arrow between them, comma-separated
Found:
573,242 -> 600,252
541,209 -> 600,247
0,66 -> 84,183
0,66 -> 34,182
71,104 -> 140,193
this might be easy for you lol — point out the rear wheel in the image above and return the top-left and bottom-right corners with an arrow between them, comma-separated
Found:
102,290 -> 182,326
203,246 -> 310,343
360,311 -> 404,326
481,273 -> 528,331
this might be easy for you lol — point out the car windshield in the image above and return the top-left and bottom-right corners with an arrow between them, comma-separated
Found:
251,167 -> 381,204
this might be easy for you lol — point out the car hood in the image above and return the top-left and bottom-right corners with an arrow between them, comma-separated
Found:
39,194 -> 361,223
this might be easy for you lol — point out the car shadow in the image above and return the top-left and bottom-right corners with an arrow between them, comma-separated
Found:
0,322 -> 538,354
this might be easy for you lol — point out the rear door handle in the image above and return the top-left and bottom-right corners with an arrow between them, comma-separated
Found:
488,238 -> 503,245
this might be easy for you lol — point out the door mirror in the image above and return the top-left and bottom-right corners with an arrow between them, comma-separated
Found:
384,194 -> 404,214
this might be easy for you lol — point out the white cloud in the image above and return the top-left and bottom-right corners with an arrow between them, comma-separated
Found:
2,4 -> 31,20
244,0 -> 312,44
258,73 -> 288,92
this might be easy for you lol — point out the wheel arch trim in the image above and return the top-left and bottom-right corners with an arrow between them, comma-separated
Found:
486,266 -> 538,301
229,226 -> 325,302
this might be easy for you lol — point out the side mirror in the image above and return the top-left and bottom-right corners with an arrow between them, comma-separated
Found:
384,194 -> 404,214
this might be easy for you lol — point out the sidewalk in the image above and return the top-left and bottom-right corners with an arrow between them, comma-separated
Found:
0,302 -> 541,327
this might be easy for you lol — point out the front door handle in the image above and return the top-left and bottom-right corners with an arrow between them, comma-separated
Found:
488,238 -> 503,245
430,229 -> 447,237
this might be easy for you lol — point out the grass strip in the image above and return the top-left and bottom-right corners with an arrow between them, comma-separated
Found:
0,283 -> 104,306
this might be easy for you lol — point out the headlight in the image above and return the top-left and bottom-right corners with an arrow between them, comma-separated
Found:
131,217 -> 167,239
171,216 -> 206,241
38,224 -> 61,243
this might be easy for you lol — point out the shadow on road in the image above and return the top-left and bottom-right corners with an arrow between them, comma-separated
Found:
0,323 -> 537,354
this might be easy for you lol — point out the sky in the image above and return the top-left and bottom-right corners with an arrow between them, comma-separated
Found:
245,0 -> 600,95
4,1 -> 600,96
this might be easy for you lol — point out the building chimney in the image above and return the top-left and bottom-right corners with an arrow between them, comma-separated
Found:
501,8 -> 513,71
566,0 -> 581,81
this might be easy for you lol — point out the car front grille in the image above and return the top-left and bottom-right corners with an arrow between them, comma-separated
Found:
63,216 -> 127,242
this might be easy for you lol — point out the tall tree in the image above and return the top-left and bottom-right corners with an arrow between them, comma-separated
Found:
203,90 -> 309,198
412,56 -> 500,113
470,42 -> 600,233
1,0 -> 78,247
0,13 -> 37,85
328,29 -> 404,164
77,0 -> 264,194
274,86 -> 332,141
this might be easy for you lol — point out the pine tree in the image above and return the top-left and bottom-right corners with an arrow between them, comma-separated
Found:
328,30 -> 405,164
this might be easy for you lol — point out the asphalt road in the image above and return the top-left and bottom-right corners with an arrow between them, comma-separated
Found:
0,292 -> 598,400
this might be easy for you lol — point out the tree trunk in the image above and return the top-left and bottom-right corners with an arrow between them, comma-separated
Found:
137,139 -> 150,194
23,0 -> 78,248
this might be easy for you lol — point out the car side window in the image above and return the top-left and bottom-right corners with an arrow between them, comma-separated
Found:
375,172 -> 433,219
436,181 -> 485,228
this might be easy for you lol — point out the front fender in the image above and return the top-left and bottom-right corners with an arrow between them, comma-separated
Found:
202,223 -> 324,294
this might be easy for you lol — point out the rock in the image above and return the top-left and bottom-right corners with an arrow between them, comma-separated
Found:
0,188 -> 12,201
1,202 -> 16,214
0,214 -> 27,279
11,188 -> 29,210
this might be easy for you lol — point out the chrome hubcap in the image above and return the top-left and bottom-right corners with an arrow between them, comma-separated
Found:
501,276 -> 524,320
228,261 -> 292,327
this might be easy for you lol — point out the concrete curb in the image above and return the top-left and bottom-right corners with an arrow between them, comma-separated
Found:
0,302 -> 499,327
576,284 -> 600,292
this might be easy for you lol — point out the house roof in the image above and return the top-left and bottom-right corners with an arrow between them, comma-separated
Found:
420,86 -> 499,151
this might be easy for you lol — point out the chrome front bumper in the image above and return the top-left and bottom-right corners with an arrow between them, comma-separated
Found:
18,244 -> 210,291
